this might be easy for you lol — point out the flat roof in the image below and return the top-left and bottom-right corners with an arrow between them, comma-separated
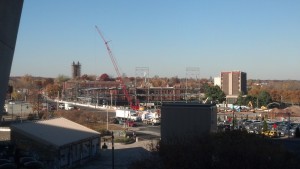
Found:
11,117 -> 100,148
162,102 -> 216,108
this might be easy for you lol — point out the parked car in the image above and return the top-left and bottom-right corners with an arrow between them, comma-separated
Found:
262,130 -> 279,138
58,104 -> 65,109
115,117 -> 126,125
126,120 -> 137,127
49,105 -> 56,111
268,130 -> 279,138
277,129 -> 287,137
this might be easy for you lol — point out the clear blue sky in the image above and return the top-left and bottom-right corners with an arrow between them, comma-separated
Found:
12,0 -> 300,80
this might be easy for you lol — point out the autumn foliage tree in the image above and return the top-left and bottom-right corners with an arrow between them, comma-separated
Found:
45,84 -> 62,99
98,73 -> 111,81
248,80 -> 300,105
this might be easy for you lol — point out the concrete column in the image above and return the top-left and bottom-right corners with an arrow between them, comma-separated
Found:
0,0 -> 23,114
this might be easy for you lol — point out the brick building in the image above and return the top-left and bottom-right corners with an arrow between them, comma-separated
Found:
220,71 -> 247,104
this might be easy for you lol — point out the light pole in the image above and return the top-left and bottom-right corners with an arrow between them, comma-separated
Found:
11,103 -> 13,121
288,112 -> 291,139
20,103 -> 22,122
106,103 -> 108,130
112,131 -> 114,169
96,92 -> 98,109
232,109 -> 235,130
110,92 -> 112,108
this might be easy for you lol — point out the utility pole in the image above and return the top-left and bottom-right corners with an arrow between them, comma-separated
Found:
186,67 -> 200,103
11,104 -> 13,121
106,102 -> 108,130
37,94 -> 40,118
57,91 -> 59,111
135,67 -> 149,106
185,76 -> 188,103
96,92 -> 98,109
112,131 -> 115,169
110,92 -> 113,108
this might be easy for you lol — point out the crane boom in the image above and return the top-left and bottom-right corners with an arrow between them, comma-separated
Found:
95,26 -> 139,110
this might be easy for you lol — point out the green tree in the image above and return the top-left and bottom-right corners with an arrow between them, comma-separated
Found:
258,90 -> 272,107
237,94 -> 257,107
236,93 -> 245,105
203,83 -> 226,103
262,120 -> 268,132
233,115 -> 238,127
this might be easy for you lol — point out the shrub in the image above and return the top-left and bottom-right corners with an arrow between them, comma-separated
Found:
115,137 -> 135,144
295,127 -> 300,138
129,131 -> 299,169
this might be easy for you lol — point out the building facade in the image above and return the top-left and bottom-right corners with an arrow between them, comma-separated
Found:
0,0 -> 23,116
160,103 -> 217,143
61,81 -> 201,105
220,71 -> 247,104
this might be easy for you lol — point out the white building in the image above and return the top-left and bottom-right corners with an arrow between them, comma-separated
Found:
214,77 -> 221,87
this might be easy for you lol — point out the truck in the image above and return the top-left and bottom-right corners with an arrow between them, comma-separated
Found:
141,109 -> 161,125
64,103 -> 74,110
115,109 -> 139,121
143,117 -> 161,125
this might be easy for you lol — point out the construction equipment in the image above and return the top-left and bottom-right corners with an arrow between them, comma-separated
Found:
95,26 -> 139,110
248,101 -> 253,109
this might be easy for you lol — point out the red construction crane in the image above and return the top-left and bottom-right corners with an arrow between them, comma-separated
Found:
95,26 -> 139,110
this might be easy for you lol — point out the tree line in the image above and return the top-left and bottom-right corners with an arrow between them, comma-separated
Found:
8,74 -> 300,108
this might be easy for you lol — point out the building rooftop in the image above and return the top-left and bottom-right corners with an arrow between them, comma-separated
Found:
11,117 -> 100,148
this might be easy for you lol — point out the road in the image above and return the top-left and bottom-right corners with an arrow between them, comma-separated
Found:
130,123 -> 161,140
74,104 -> 161,140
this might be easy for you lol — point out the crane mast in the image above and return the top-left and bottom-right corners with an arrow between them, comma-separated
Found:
95,26 -> 139,110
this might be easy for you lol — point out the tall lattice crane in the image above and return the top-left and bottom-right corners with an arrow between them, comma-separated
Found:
95,26 -> 139,110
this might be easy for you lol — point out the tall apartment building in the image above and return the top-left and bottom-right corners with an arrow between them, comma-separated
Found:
221,71 -> 247,103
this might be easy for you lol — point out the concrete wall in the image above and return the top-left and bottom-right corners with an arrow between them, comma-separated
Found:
0,0 -> 23,114
161,103 -> 217,143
